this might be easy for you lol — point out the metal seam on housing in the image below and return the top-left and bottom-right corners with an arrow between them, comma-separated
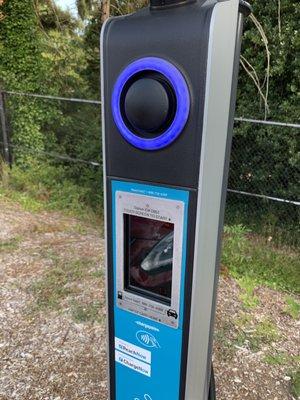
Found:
111,57 -> 190,150
100,17 -> 113,400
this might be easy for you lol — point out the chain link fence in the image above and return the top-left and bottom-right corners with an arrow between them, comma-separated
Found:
226,121 -> 299,247
1,90 -> 299,247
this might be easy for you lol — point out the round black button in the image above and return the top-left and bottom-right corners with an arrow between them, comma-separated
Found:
123,74 -> 176,136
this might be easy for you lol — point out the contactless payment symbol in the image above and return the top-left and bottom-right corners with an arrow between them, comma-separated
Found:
136,331 -> 160,349
134,394 -> 153,400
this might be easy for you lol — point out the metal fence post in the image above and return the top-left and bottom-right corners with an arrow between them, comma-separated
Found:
0,89 -> 11,166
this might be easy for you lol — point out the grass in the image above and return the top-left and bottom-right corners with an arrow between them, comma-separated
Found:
222,224 -> 300,295
214,321 -> 236,361
225,196 -> 300,248
217,312 -> 288,363
237,276 -> 260,309
263,352 -> 300,367
235,318 -> 280,352
91,268 -> 105,279
72,300 -> 103,323
71,223 -> 88,235
291,369 -> 300,398
0,236 -> 21,252
263,352 -> 287,366
1,164 -> 297,396
0,189 -> 44,212
264,352 -> 300,398
30,255 -> 95,310
284,296 -> 300,320
0,160 -> 103,225
29,253 -> 104,324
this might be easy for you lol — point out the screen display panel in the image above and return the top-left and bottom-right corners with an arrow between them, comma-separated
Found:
124,214 -> 174,305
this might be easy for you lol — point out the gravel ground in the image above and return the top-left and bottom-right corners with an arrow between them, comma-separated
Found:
0,198 -> 298,399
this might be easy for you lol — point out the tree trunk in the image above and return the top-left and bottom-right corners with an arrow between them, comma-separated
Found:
101,0 -> 110,24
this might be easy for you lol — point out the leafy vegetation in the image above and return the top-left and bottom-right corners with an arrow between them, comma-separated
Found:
0,160 -> 101,222
222,225 -> 300,294
0,0 -> 298,246
0,3 -> 298,392
225,194 -> 300,248
233,1 -> 299,201
0,0 -> 48,159
0,0 -> 102,208
0,0 -> 298,332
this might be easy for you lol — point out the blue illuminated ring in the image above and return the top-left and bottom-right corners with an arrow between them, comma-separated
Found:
111,57 -> 190,151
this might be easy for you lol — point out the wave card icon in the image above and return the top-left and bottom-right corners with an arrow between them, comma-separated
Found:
136,331 -> 161,349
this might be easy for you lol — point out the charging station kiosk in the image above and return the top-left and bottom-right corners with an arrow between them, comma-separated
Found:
101,1 -> 250,399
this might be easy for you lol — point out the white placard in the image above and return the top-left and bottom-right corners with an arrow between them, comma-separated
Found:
115,350 -> 151,377
115,337 -> 151,364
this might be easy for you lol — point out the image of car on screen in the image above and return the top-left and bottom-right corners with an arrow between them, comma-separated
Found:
125,215 -> 174,302
141,231 -> 174,273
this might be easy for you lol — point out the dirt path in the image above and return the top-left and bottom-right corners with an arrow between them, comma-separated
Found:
0,198 -> 298,399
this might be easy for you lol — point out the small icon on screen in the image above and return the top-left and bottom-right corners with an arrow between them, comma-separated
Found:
167,309 -> 178,319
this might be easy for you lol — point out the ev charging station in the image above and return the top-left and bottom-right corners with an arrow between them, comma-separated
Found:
101,0 -> 250,399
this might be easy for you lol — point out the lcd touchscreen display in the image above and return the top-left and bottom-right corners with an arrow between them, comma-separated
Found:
124,214 -> 174,304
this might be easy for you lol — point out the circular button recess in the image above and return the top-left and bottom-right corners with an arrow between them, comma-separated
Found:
123,72 -> 176,136
111,57 -> 190,151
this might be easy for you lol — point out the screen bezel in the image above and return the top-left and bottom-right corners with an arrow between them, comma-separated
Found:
115,190 -> 185,328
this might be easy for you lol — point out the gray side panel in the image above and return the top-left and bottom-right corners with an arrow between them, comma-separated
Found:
185,1 -> 240,399
205,10 -> 245,384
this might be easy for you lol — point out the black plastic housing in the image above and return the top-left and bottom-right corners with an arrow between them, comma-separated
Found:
102,0 -> 213,189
